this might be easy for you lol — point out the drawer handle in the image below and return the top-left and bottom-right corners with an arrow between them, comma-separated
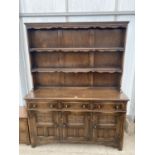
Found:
93,125 -> 97,129
82,104 -> 86,109
65,104 -> 69,108
32,104 -> 37,108
115,105 -> 120,110
49,104 -> 53,108
98,105 -> 101,109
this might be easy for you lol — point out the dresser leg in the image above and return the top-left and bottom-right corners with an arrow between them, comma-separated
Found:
118,139 -> 123,151
118,145 -> 123,151
31,143 -> 36,148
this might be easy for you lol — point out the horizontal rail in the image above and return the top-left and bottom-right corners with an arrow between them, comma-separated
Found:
19,11 -> 135,18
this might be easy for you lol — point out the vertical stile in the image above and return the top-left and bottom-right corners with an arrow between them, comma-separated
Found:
58,29 -> 65,86
90,29 -> 95,86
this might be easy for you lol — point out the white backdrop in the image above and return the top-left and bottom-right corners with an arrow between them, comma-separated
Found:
19,0 -> 135,118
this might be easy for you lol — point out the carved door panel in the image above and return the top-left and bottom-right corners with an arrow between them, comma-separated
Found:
28,110 -> 60,146
61,111 -> 89,142
91,112 -> 118,142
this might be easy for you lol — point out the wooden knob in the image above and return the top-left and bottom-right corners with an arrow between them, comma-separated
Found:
63,123 -> 67,127
115,105 -> 120,110
82,104 -> 86,108
98,105 -> 101,109
32,104 -> 36,108
49,104 -> 53,108
65,104 -> 68,108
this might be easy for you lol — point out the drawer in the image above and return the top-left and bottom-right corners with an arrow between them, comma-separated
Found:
27,101 -> 59,109
93,101 -> 126,112
61,101 -> 90,111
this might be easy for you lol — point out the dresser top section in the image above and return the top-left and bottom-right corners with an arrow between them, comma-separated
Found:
25,88 -> 128,101
25,22 -> 128,29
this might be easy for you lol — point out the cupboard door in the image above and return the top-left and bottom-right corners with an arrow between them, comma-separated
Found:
28,110 -> 60,146
91,112 -> 117,142
62,112 -> 89,142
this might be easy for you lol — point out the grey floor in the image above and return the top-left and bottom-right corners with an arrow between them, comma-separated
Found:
19,133 -> 134,155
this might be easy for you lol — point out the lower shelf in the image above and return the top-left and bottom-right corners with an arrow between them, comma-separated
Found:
31,67 -> 122,73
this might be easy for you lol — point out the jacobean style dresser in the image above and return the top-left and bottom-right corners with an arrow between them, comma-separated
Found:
24,22 -> 129,150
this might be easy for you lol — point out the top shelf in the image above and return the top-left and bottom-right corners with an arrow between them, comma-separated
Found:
26,22 -> 128,30
29,47 -> 124,53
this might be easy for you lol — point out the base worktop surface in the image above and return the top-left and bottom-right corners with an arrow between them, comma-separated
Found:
25,87 -> 128,101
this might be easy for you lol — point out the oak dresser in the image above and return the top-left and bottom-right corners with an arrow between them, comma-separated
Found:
24,22 -> 129,150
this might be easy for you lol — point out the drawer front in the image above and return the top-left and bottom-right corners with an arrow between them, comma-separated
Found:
27,101 -> 59,110
61,101 -> 90,111
93,102 -> 126,112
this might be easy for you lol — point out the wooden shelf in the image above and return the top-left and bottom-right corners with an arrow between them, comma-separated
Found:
30,47 -> 124,53
31,67 -> 122,73
26,22 -> 128,30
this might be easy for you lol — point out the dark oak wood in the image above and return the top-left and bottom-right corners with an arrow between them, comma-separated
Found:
19,106 -> 30,144
24,22 -> 128,150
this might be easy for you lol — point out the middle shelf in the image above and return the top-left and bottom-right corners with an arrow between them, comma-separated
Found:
31,67 -> 122,73
29,47 -> 124,53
